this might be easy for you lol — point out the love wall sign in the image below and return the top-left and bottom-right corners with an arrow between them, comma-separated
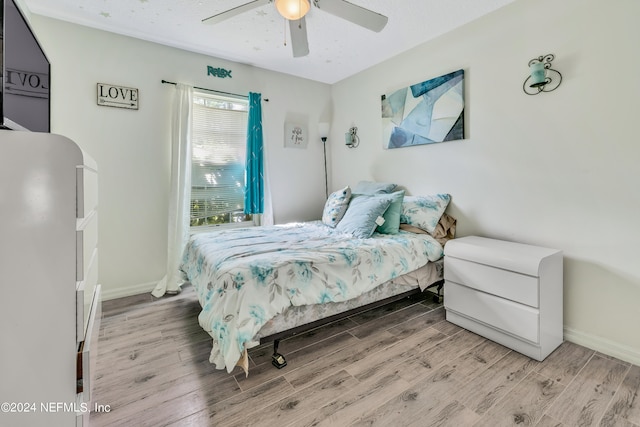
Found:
97,83 -> 139,110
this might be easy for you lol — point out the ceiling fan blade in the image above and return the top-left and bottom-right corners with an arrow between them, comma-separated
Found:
289,18 -> 309,57
202,0 -> 272,25
314,0 -> 388,32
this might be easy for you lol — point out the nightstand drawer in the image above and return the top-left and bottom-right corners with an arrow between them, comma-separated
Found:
445,257 -> 539,308
445,281 -> 539,343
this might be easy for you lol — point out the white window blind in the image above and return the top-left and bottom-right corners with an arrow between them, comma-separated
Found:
190,93 -> 250,227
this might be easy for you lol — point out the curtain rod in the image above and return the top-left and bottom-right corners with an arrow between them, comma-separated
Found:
160,80 -> 268,101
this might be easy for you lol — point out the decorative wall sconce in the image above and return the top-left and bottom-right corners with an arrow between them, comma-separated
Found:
318,122 -> 330,199
345,126 -> 360,148
523,54 -> 562,95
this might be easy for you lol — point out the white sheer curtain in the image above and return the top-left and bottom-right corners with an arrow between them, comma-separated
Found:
152,84 -> 193,297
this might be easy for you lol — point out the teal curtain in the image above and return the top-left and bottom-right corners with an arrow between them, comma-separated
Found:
244,92 -> 264,214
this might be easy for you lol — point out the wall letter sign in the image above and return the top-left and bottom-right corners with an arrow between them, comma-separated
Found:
97,83 -> 139,110
207,66 -> 232,78
4,68 -> 49,98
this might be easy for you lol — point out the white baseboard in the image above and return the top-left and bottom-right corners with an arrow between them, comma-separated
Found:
564,326 -> 640,366
100,281 -> 157,301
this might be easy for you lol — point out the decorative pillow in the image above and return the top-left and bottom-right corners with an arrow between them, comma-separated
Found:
336,193 -> 393,238
352,180 -> 397,194
376,190 -> 405,235
400,194 -> 451,234
322,186 -> 352,227
400,212 -> 457,246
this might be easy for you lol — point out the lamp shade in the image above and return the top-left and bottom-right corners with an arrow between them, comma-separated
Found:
318,122 -> 330,139
275,0 -> 310,20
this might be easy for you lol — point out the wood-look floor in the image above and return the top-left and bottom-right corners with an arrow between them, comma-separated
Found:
91,285 -> 640,427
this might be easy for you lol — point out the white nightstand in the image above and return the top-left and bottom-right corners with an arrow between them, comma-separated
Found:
443,236 -> 563,361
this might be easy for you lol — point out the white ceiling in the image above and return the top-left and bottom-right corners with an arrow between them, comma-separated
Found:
23,0 -> 516,84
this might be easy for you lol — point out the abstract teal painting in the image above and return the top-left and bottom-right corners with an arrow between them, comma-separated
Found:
382,69 -> 464,149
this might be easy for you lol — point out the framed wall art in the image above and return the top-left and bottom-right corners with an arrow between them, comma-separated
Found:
382,69 -> 464,149
284,122 -> 308,148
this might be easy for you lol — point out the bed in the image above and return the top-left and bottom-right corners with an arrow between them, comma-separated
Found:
179,182 -> 455,375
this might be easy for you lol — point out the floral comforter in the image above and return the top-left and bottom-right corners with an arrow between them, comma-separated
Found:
180,221 -> 443,373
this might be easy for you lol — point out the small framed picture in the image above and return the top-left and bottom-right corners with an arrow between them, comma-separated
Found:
284,123 -> 307,148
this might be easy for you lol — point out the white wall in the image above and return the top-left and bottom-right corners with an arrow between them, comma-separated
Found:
329,0 -> 640,364
29,16 -> 331,300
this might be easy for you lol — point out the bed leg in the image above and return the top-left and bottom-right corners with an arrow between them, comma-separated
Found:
433,281 -> 444,304
272,339 -> 287,369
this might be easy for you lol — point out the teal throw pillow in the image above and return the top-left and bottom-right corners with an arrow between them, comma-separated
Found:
376,190 -> 405,234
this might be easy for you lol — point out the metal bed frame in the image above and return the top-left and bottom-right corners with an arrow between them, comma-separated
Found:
261,279 -> 444,369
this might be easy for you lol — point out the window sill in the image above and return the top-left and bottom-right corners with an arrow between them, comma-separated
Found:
189,222 -> 255,235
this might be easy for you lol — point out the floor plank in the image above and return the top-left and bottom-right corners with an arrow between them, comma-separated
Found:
344,326 -> 448,381
234,331 -> 359,391
536,341 -> 595,385
600,365 -> 640,426
227,370 -> 359,427
478,372 -> 565,426
166,376 -> 293,426
457,350 -> 540,416
348,302 -> 434,339
351,364 -> 479,427
293,368 -> 411,427
283,330 -> 399,389
547,355 -> 629,426
395,329 -> 485,383
536,414 -> 565,426
448,339 -> 512,385
384,305 -> 446,339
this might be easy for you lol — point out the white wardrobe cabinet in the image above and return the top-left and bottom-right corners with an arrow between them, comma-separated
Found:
0,130 -> 101,427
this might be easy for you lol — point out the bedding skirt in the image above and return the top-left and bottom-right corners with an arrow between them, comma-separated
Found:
255,259 -> 443,340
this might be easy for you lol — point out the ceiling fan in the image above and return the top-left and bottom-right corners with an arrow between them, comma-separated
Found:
202,0 -> 388,58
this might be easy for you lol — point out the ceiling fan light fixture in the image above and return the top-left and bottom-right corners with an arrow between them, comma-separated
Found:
275,0 -> 310,20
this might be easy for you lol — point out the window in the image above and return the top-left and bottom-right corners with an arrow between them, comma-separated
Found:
190,92 -> 252,228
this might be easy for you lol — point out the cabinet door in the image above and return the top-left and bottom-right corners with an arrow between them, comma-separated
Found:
76,250 -> 98,343
76,166 -> 98,219
78,285 -> 101,403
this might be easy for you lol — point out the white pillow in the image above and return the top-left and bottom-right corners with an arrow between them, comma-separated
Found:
322,186 -> 352,227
